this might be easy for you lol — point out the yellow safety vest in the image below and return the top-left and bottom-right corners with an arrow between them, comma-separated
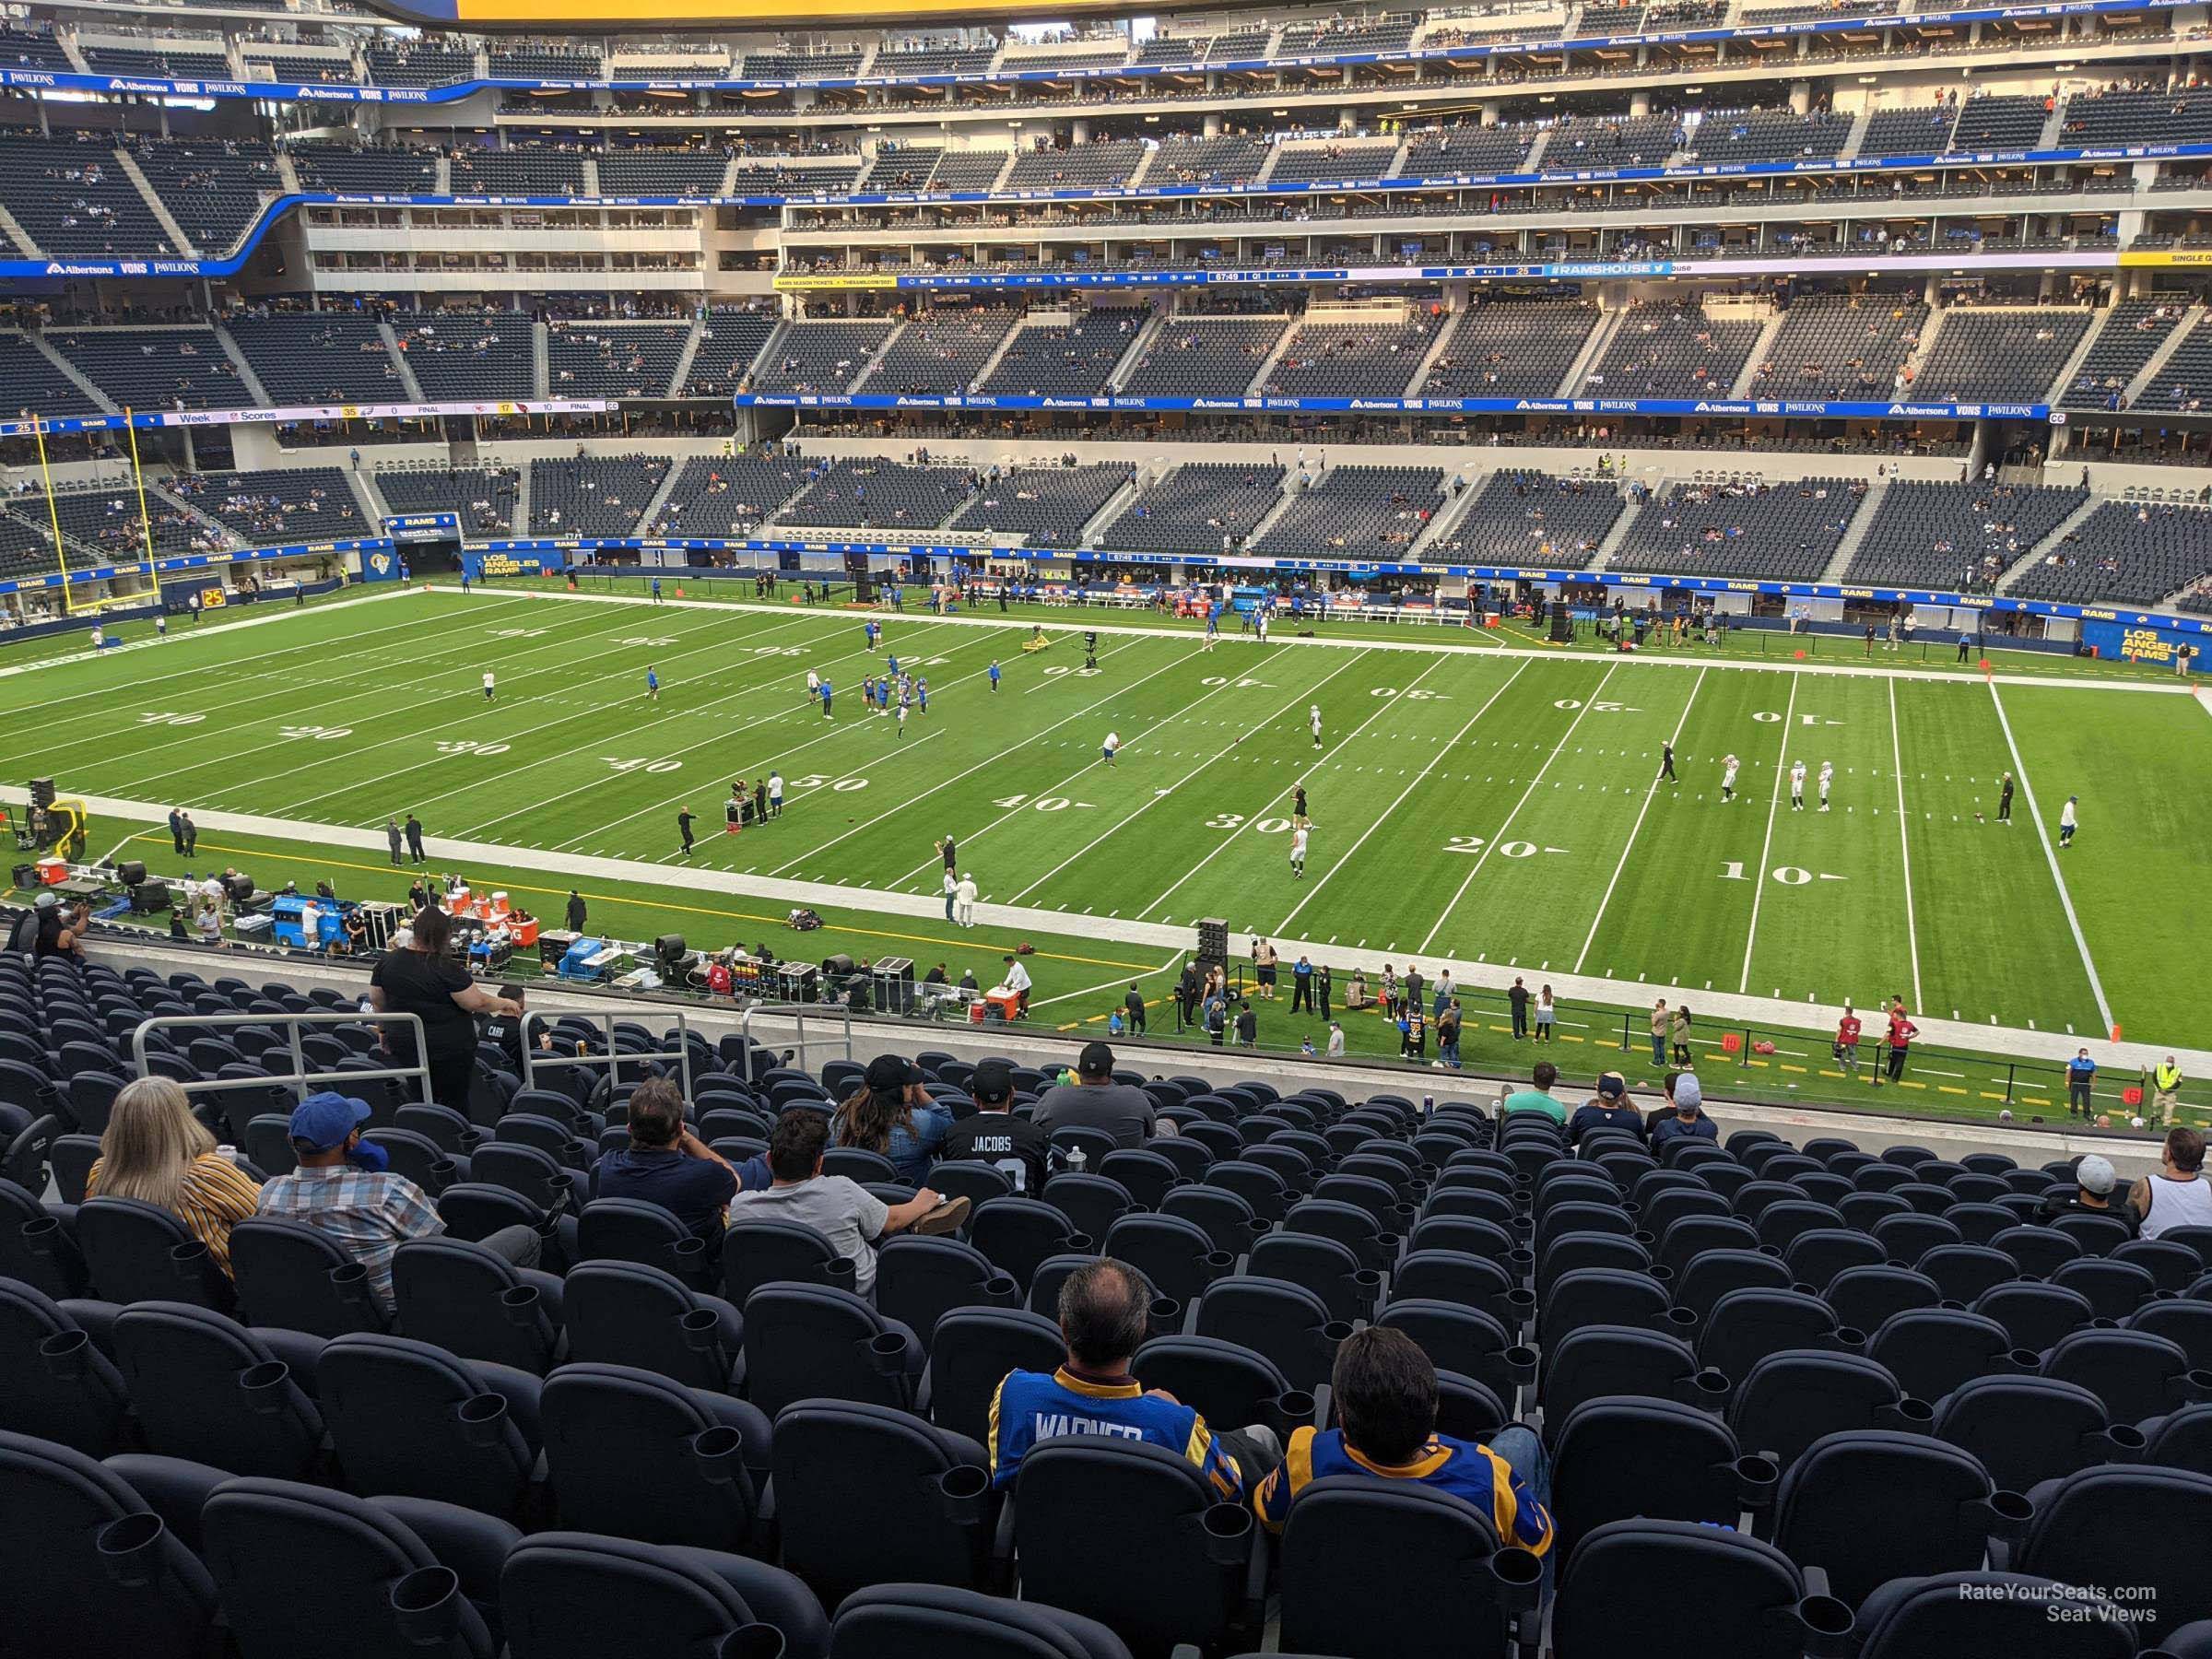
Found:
2156,1064 -> 2183,1092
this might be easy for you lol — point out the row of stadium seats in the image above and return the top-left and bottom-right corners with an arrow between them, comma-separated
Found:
0,440 -> 2194,599
6,293 -> 2143,417
5,945 -> 2212,1657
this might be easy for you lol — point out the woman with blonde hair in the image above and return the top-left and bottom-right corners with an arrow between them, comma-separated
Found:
84,1077 -> 261,1277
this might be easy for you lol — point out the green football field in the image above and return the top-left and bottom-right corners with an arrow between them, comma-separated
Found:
6,581 -> 2207,1063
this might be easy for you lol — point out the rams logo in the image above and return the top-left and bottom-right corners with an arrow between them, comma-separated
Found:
369,553 -> 394,577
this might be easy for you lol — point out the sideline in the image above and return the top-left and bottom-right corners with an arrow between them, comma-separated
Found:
451,582 -> 2198,698
69,789 -> 2211,1078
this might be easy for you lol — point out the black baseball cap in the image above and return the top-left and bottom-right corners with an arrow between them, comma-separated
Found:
971,1059 -> 1014,1102
864,1053 -> 916,1091
1077,1041 -> 1114,1078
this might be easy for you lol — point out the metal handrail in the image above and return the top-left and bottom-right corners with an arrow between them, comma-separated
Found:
524,1004 -> 697,1101
741,1002 -> 854,1074
132,1010 -> 433,1105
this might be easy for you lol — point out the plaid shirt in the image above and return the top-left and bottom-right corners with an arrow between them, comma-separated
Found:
255,1165 -> 445,1308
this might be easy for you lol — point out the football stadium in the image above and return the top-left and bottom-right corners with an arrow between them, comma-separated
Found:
3,0 -> 2212,1651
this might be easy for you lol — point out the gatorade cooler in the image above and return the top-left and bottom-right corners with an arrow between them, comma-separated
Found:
36,858 -> 66,886
985,989 -> 1023,1022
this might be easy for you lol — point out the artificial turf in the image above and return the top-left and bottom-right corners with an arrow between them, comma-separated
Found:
6,578 -> 2205,1082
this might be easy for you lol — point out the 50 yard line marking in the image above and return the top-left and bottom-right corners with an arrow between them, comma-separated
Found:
1418,662 -> 1618,956
1737,672 -> 1799,994
1888,677 -> 1924,1014
1574,665 -> 1706,974
1987,678 -> 2116,1034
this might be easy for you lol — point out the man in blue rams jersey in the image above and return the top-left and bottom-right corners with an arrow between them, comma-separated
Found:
1253,1327 -> 1554,1574
988,1258 -> 1281,1496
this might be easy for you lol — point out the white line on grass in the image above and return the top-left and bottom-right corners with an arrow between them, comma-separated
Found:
526,626 -> 1003,850
1888,677 -> 1925,1014
1029,947 -> 1188,1012
1020,649 -> 1374,909
1276,659 -> 1532,938
1574,665 -> 1707,973
768,637 -> 1192,880
1130,649 -> 1439,920
881,642 -> 1281,889
0,594 -> 549,772
1737,673 -> 1800,994
463,582 -> 2197,699
1418,662 -> 1619,957
257,607 -> 831,820
1986,678 -> 2116,1034
0,585 -> 431,704
88,597 -> 714,798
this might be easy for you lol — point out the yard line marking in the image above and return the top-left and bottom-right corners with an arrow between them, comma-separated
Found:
1737,674 -> 1799,994
376,610 -> 850,821
1088,649 -> 1380,916
893,643 -> 1316,892
58,597 -> 667,794
1986,679 -> 2116,1034
1888,677 -> 1925,1014
1574,666 -> 1706,974
0,585 -> 445,709
1008,654 -> 1362,911
250,606 -> 830,818
0,594 -> 555,773
1419,663 -> 1619,956
527,627 -> 1003,848
465,582 -> 2198,699
1276,660 -> 1531,937
768,637 -> 1193,879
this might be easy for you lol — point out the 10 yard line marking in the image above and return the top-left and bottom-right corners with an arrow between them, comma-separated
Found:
1987,679 -> 2116,1034
1276,658 -> 1532,937
1574,665 -> 1706,974
1737,672 -> 1799,994
1888,677 -> 1925,1014
1418,661 -> 1618,956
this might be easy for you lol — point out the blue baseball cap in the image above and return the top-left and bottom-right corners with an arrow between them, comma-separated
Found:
289,1091 -> 371,1151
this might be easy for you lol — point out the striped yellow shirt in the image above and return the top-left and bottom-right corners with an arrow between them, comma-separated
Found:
85,1152 -> 263,1277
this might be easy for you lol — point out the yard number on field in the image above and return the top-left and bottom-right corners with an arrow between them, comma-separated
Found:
278,725 -> 352,741
1447,835 -> 1547,857
1721,863 -> 1849,884
1552,699 -> 1639,712
605,757 -> 682,775
138,711 -> 204,726
435,739 -> 510,758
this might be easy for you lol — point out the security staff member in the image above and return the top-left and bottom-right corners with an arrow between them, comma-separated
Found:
677,807 -> 696,857
1175,959 -> 1201,1030
2155,1056 -> 2185,1126
565,890 -> 587,933
1123,982 -> 1147,1035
